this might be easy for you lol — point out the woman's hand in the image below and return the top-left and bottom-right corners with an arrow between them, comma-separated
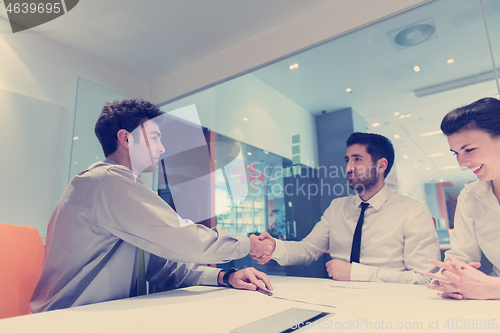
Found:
425,256 -> 500,300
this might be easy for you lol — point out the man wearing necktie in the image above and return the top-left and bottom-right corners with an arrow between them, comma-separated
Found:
252,132 -> 440,284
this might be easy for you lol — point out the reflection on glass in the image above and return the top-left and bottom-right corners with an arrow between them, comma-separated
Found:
158,0 -> 500,274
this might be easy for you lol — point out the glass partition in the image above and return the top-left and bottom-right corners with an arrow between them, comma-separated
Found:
70,78 -> 129,180
157,0 -> 499,276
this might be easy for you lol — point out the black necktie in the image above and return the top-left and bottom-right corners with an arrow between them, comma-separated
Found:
350,202 -> 369,263
137,249 -> 147,296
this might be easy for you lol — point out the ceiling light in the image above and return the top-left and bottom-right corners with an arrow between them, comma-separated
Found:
393,134 -> 400,139
447,59 -> 454,64
429,177 -> 433,181
426,167 -> 431,170
414,164 -> 418,168
243,117 -> 248,121
372,123 -> 380,127
413,66 -> 421,72
441,165 -> 460,170
288,63 -> 299,70
394,112 -> 400,116
428,153 -> 444,157
440,179 -> 444,182
345,88 -> 353,93
399,113 -> 412,119
403,155 -> 408,159
247,152 -> 252,156
73,136 -> 79,140
420,130 -> 442,137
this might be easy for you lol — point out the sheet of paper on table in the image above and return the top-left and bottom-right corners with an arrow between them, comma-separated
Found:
269,282 -> 385,308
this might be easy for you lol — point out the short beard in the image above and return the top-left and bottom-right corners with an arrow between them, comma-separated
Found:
348,165 -> 379,195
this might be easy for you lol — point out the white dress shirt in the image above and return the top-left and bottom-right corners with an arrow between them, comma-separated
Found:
272,185 -> 440,284
444,180 -> 500,277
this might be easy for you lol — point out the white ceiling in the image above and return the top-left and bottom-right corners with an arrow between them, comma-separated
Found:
0,0 -> 333,80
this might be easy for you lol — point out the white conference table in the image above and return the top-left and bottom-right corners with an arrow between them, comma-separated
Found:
1,276 -> 499,333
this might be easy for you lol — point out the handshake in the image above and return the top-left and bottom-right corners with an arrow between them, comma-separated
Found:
249,232 -> 276,264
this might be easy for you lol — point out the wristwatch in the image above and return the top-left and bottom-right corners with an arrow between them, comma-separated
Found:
222,268 -> 238,288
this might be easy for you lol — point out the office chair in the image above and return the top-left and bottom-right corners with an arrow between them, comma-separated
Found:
0,223 -> 44,319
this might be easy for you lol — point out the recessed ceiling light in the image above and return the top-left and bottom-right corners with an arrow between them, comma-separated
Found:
73,136 -> 79,140
393,134 -> 400,139
288,63 -> 299,70
441,165 -> 460,170
413,66 -> 421,72
243,117 -> 248,121
428,153 -> 444,157
247,152 -> 252,156
429,177 -> 433,181
372,123 -> 380,127
496,94 -> 499,98
447,59 -> 454,64
399,113 -> 412,119
394,112 -> 400,116
345,88 -> 353,93
440,179 -> 444,182
426,167 -> 431,170
414,164 -> 418,168
420,130 -> 442,137
403,155 -> 408,159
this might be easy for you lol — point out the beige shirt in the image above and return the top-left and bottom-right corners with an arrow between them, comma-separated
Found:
272,186 -> 440,284
31,159 -> 250,312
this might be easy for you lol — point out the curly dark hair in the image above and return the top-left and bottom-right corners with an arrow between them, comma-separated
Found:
346,132 -> 395,178
94,99 -> 163,157
441,97 -> 500,138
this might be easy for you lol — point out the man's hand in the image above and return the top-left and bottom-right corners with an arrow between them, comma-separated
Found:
424,257 -> 499,300
249,232 -> 276,264
218,267 -> 273,291
325,259 -> 351,281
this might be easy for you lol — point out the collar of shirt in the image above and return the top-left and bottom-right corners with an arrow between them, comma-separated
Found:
472,180 -> 500,214
473,180 -> 492,201
104,158 -> 119,165
353,185 -> 390,212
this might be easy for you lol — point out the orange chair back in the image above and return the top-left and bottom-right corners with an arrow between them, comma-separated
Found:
0,223 -> 44,319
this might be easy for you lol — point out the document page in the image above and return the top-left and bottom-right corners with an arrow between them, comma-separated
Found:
270,282 -> 384,308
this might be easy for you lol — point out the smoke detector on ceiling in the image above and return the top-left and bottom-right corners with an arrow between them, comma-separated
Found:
388,17 -> 438,51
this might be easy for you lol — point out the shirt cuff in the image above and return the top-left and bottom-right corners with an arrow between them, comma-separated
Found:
235,235 -> 251,255
350,262 -> 372,282
272,239 -> 286,261
200,267 -> 224,286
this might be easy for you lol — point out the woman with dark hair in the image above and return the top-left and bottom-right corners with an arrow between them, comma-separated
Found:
425,97 -> 500,300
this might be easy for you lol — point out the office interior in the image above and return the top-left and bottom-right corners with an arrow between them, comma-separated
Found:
2,0 -> 500,283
